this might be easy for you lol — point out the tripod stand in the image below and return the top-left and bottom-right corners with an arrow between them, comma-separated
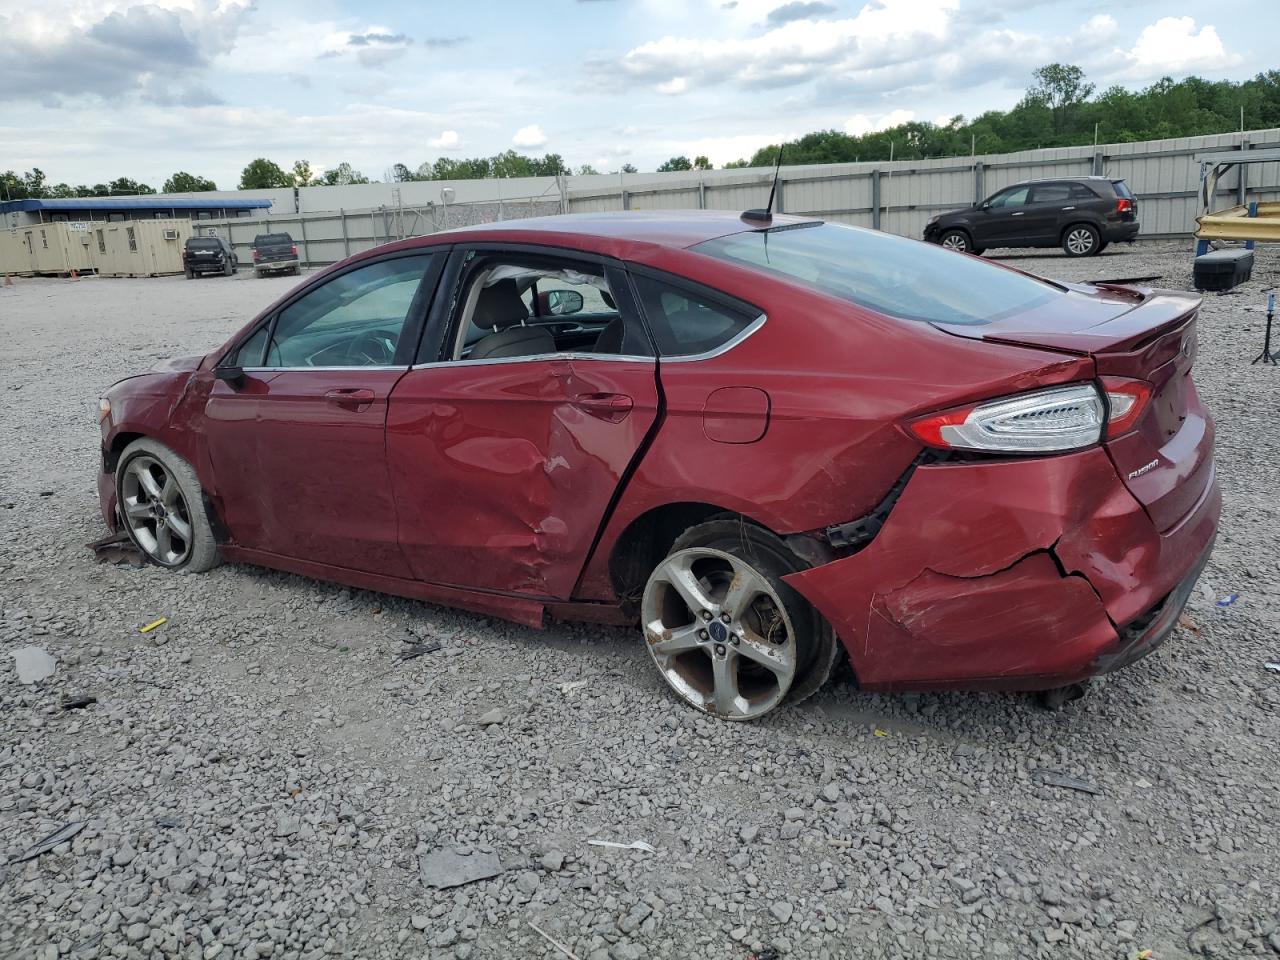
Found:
1254,292 -> 1277,365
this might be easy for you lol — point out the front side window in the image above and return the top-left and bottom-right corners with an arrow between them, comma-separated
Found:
694,222 -> 1059,326
989,186 -> 1030,208
240,254 -> 432,368
631,275 -> 758,357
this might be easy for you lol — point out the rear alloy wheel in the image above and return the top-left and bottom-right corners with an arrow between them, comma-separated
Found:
939,229 -> 972,253
1062,224 -> 1100,257
116,439 -> 220,572
641,521 -> 835,721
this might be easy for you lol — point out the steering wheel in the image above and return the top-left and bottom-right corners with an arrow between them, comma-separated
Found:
346,330 -> 396,365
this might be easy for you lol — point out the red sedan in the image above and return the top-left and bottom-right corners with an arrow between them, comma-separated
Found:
97,211 -> 1219,720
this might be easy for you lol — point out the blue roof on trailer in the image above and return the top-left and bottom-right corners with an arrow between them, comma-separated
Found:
0,197 -> 272,213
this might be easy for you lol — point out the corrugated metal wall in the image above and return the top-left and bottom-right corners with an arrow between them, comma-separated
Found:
170,129 -> 1280,269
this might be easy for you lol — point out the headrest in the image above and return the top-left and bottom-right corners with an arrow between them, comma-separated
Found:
473,278 -> 528,332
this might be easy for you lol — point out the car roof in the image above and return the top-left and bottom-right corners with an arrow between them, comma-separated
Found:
416,210 -> 822,251
1006,176 -> 1122,187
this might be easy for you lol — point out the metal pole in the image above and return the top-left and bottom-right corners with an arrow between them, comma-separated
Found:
1237,138 -> 1249,206
698,177 -> 706,210
871,169 -> 881,231
340,208 -> 349,258
298,213 -> 308,267
974,160 -> 985,205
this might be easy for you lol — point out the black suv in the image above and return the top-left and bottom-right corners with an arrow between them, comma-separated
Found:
922,177 -> 1139,257
183,236 -> 237,278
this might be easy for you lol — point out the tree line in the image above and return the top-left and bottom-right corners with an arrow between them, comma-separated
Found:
4,66 -> 1278,201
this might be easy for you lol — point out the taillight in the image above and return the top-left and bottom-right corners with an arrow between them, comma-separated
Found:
1116,197 -> 1134,214
1100,377 -> 1152,438
908,384 -> 1105,453
252,249 -> 261,260
290,244 -> 298,256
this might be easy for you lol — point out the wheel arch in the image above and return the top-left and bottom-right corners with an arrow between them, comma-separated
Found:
1059,219 -> 1101,242
104,431 -> 146,473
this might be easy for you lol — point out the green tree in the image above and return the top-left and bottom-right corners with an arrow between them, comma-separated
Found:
693,155 -> 712,170
292,160 -> 317,187
576,163 -> 600,175
319,162 -> 371,186
620,163 -> 638,174
108,177 -> 155,195
163,172 -> 217,192
657,155 -> 693,172
239,158 -> 293,189
1027,63 -> 1095,134
391,163 -> 416,182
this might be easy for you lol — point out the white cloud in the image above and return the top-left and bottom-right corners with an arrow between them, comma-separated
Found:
844,109 -> 915,136
1117,17 -> 1242,80
512,123 -> 548,148
430,129 -> 461,150
656,77 -> 687,94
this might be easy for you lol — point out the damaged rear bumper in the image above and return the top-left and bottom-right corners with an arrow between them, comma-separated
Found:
782,447 -> 1220,692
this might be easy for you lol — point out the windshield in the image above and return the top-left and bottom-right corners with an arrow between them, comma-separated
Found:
693,222 -> 1060,326
187,239 -> 222,250
255,234 -> 292,245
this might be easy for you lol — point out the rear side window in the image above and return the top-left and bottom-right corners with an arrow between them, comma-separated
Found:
255,233 -> 293,245
1029,183 -> 1071,203
186,239 -> 222,250
1070,183 -> 1101,200
1111,180 -> 1134,199
694,222 -> 1059,327
632,275 -> 758,357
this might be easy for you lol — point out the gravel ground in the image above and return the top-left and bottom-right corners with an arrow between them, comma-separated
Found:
1,242 -> 1278,960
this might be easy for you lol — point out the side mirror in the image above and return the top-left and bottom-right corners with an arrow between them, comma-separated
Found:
542,289 -> 584,316
980,201 -> 992,210
214,365 -> 245,387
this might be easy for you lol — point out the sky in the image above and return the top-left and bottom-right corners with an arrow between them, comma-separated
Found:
0,0 -> 1274,190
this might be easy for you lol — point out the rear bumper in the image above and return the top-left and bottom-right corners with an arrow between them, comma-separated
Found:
254,258 -> 299,272
1103,221 -> 1141,243
783,447 -> 1219,692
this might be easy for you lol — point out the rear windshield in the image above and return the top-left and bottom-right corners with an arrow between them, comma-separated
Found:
254,233 -> 293,245
186,238 -> 222,250
693,222 -> 1059,326
1112,180 -> 1134,199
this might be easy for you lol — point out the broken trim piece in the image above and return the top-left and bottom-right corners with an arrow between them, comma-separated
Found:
824,451 -> 940,551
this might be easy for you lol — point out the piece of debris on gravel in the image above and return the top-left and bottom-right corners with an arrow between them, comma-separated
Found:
2,247 -> 1278,958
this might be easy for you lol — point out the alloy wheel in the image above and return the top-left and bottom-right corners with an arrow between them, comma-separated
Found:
1065,227 -> 1096,255
941,233 -> 968,251
120,455 -> 194,566
641,547 -> 798,720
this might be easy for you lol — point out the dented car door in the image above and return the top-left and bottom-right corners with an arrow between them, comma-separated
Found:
385,250 -> 661,598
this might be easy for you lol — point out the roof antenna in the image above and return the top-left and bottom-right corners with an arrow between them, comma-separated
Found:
742,145 -> 784,224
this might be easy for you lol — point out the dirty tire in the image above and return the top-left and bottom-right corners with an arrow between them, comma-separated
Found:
939,229 -> 972,253
1062,223 -> 1100,257
641,519 -> 837,720
184,267 -> 194,279
115,438 -> 220,573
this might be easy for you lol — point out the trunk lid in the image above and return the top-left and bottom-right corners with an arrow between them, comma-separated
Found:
935,283 -> 1210,533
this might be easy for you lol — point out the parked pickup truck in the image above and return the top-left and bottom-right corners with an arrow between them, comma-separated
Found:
183,237 -> 237,278
251,233 -> 300,277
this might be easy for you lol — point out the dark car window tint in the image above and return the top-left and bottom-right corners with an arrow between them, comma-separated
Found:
1030,183 -> 1071,203
1071,183 -> 1100,200
266,256 -> 431,367
187,238 -> 223,250
989,186 -> 1030,208
694,223 -> 1059,327
631,276 -> 756,356
1111,180 -> 1134,200
255,233 -> 293,245
233,325 -> 270,366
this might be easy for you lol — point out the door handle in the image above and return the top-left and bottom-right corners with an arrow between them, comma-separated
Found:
324,387 -> 375,408
572,392 -> 633,423
1011,211 -> 1024,216
1061,206 -> 1075,211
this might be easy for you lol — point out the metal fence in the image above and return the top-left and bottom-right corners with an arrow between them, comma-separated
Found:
190,128 -> 1280,268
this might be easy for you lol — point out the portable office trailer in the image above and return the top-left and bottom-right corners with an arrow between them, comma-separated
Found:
90,219 -> 194,277
1,218 -> 195,277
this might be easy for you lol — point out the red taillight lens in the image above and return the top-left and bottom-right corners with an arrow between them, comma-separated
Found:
252,249 -> 261,260
1100,377 -> 1151,438
1116,197 -> 1134,214
907,384 -> 1105,454
291,244 -> 298,256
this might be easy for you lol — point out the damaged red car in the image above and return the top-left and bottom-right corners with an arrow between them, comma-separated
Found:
97,211 -> 1218,720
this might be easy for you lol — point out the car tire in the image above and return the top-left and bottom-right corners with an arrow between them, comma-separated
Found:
640,519 -> 837,721
292,265 -> 301,276
115,438 -> 220,573
184,267 -> 194,279
1062,223 -> 1101,257
254,268 -> 263,278
1096,241 -> 1110,254
939,229 -> 973,253
223,263 -> 233,276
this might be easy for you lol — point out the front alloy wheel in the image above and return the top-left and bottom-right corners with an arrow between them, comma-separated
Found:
120,455 -> 195,566
940,229 -> 970,252
642,546 -> 798,720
